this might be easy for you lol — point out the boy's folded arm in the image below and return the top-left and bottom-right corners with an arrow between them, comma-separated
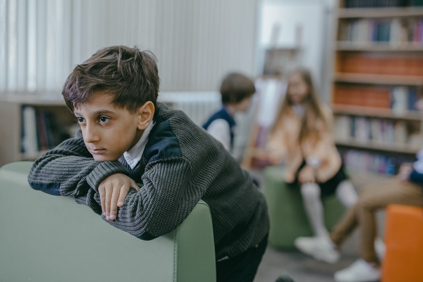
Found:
93,157 -> 204,240
28,136 -> 129,197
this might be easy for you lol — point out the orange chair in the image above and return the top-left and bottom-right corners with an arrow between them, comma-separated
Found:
382,204 -> 423,282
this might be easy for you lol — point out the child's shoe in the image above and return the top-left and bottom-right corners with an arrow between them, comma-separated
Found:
294,236 -> 340,264
334,259 -> 380,282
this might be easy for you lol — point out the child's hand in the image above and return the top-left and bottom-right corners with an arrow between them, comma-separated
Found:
98,173 -> 140,221
298,165 -> 316,184
397,163 -> 413,182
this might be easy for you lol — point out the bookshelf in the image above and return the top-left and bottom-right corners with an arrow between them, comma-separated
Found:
0,95 -> 77,167
332,0 -> 423,175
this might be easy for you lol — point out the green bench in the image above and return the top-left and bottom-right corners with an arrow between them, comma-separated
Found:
0,161 -> 216,282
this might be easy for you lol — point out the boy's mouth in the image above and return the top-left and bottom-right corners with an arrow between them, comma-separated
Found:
90,148 -> 106,155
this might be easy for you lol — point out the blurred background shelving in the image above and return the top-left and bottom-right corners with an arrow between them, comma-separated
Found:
332,0 -> 423,175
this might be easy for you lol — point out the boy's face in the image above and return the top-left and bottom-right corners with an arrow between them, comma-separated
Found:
237,96 -> 253,112
74,91 -> 149,161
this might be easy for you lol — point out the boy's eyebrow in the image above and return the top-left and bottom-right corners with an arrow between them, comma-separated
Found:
73,109 -> 116,116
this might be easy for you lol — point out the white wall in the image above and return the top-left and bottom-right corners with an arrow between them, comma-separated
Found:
0,0 -> 258,94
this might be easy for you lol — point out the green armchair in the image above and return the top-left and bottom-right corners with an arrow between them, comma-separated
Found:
0,161 -> 216,282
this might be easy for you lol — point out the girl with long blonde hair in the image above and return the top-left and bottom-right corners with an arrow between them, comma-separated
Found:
267,68 -> 357,263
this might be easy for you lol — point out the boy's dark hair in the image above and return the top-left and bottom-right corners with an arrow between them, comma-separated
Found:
220,73 -> 255,105
62,45 -> 159,113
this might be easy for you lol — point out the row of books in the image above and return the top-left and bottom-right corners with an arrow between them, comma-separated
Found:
335,115 -> 410,144
340,149 -> 409,175
339,18 -> 423,44
339,53 -> 423,76
21,106 -> 72,154
333,85 -> 419,111
344,0 -> 423,7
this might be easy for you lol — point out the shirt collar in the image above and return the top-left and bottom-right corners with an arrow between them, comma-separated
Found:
123,121 -> 155,169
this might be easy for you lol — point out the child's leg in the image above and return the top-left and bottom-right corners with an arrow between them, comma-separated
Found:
300,182 -> 329,239
356,179 -> 423,264
334,180 -> 423,281
330,203 -> 359,247
336,180 -> 358,208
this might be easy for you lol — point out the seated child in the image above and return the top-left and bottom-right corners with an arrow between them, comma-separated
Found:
297,151 -> 423,282
27,45 -> 269,282
265,68 -> 358,263
203,72 -> 255,153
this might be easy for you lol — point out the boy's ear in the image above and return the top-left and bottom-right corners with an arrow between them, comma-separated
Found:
137,101 -> 155,130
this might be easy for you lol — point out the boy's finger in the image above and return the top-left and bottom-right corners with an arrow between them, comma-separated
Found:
131,180 -> 140,191
117,186 -> 130,207
105,185 -> 112,220
99,185 -> 106,215
109,187 -> 120,220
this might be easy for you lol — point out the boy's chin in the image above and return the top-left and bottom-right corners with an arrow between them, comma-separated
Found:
91,155 -> 118,162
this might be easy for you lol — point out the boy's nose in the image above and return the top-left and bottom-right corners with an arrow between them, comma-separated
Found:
83,125 -> 100,143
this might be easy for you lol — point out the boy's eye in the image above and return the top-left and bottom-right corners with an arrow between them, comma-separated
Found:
76,117 -> 85,123
99,116 -> 110,123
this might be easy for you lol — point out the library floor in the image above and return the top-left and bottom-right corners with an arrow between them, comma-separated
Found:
251,169 -> 387,282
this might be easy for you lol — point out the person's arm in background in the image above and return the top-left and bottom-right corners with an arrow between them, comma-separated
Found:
265,127 -> 287,165
299,104 -> 336,183
206,119 -> 231,151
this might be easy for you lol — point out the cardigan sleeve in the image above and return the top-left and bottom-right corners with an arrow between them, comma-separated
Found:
91,156 -> 203,240
28,131 -> 129,197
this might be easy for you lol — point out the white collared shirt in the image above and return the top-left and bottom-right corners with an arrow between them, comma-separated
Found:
123,121 -> 155,169
206,119 -> 231,151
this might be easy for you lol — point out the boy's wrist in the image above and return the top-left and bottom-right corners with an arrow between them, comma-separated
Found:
86,161 -> 129,191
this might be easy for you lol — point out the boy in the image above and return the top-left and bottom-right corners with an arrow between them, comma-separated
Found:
203,73 -> 255,153
28,45 -> 269,282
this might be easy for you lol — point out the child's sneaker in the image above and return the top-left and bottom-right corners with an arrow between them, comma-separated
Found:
294,236 -> 340,264
334,259 -> 380,282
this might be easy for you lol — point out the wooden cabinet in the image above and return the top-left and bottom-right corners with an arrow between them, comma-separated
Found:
0,95 -> 77,166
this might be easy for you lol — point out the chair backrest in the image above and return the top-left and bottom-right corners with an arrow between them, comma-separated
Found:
0,161 -> 216,282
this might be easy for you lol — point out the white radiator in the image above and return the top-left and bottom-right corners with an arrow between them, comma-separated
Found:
159,92 -> 221,126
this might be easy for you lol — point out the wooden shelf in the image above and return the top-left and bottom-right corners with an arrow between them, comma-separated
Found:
337,7 -> 423,18
334,73 -> 423,85
0,95 -> 77,166
336,139 -> 420,154
336,42 -> 423,52
332,105 -> 423,121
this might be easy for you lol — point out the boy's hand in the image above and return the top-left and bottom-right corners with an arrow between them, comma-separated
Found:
397,163 -> 413,182
298,165 -> 316,184
98,173 -> 140,221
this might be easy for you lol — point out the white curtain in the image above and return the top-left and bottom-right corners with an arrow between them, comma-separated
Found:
0,0 -> 257,95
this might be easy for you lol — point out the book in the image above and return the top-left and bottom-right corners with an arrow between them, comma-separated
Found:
334,115 -> 352,141
21,106 -> 38,155
391,86 -> 408,113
